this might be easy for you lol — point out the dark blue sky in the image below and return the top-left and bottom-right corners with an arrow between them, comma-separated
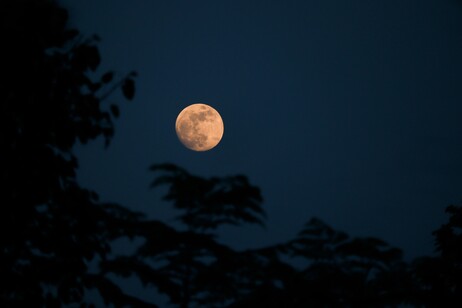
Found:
64,0 -> 462,259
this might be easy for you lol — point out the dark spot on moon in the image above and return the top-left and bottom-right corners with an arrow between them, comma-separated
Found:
179,111 -> 209,149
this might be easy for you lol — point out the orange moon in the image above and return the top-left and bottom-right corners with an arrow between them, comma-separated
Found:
175,103 -> 224,151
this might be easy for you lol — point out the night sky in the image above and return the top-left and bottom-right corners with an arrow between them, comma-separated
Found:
63,0 -> 462,260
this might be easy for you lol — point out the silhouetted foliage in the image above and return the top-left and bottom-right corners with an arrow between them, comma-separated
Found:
2,1 -> 461,307
111,164 -> 267,307
410,205 -> 462,306
150,163 -> 265,232
0,0 -> 141,306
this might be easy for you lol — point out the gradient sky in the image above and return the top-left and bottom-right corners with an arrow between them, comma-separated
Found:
63,0 -> 462,260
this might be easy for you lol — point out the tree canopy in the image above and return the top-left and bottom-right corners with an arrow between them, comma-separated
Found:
1,0 -> 139,306
1,1 -> 461,307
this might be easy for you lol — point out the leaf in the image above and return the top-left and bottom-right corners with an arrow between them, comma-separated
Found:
110,104 -> 120,118
101,71 -> 114,83
84,274 -> 157,307
122,78 -> 135,100
63,29 -> 79,41
72,45 -> 101,71
88,82 -> 101,92
87,46 -> 101,71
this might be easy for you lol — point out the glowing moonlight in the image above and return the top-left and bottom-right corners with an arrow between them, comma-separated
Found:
175,103 -> 224,151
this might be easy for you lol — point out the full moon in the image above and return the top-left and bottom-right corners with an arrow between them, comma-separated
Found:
175,103 -> 224,151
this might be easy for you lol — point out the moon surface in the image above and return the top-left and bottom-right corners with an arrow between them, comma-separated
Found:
175,103 -> 224,151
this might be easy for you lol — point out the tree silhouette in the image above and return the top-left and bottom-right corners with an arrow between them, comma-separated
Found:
2,1 -> 461,307
410,205 -> 462,306
150,163 -> 265,232
219,218 -> 409,307
104,163 -> 266,307
0,0 -> 140,306
109,164 -> 413,307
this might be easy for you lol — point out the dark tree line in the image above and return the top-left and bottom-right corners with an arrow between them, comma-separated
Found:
1,1 -> 461,307
1,0 -> 139,306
